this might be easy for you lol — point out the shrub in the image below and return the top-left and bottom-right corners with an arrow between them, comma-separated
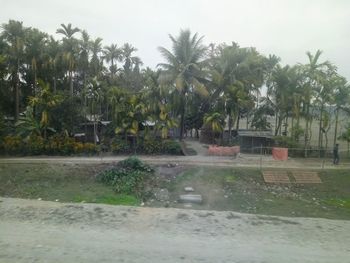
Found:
274,136 -> 299,148
111,137 -> 131,154
162,140 -> 182,155
2,136 -> 22,154
141,138 -> 162,154
26,135 -> 45,155
0,134 -> 97,156
96,157 -> 153,196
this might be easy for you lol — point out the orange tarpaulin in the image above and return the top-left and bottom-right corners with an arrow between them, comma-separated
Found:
272,147 -> 288,161
207,146 -> 240,156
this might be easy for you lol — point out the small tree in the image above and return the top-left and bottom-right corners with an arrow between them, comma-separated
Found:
339,125 -> 350,157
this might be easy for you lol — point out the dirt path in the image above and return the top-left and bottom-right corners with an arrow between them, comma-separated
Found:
0,198 -> 349,263
0,154 -> 348,170
183,139 -> 209,156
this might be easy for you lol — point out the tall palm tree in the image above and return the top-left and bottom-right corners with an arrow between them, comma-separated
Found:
103,44 -> 123,79
42,36 -> 61,93
56,23 -> 80,96
1,20 -> 28,121
90,37 -> 103,77
122,43 -> 137,73
302,50 -> 333,155
267,65 -> 297,136
333,75 -> 350,146
78,30 -> 91,87
56,23 -> 80,39
25,28 -> 48,96
158,29 -> 208,139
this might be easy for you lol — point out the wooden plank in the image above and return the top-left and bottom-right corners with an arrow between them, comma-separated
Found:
292,171 -> 322,184
262,171 -> 290,184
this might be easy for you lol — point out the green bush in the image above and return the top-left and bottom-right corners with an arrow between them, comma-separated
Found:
26,135 -> 45,155
2,136 -> 23,154
111,136 -> 183,155
0,134 -> 97,156
141,138 -> 162,154
111,137 -> 131,154
274,136 -> 299,148
96,156 -> 153,196
162,140 -> 182,155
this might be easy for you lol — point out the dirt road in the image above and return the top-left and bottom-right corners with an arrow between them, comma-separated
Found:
0,154 -> 348,170
0,198 -> 349,263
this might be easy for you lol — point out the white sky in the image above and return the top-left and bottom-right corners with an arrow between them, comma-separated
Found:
1,0 -> 349,80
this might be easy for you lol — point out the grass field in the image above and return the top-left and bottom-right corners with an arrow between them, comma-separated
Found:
156,166 -> 350,220
0,163 -> 139,206
0,162 -> 349,219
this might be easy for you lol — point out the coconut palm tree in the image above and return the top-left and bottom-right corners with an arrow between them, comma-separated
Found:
158,29 -> 208,139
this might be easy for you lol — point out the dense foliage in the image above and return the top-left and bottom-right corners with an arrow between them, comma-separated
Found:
0,20 -> 350,156
96,157 -> 153,196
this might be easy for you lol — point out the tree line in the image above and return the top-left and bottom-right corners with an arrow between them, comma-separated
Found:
0,20 -> 350,154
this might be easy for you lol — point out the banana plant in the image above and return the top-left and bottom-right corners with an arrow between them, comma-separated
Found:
155,103 -> 178,139
27,80 -> 62,139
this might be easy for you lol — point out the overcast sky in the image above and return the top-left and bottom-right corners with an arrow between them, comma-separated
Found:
1,0 -> 349,79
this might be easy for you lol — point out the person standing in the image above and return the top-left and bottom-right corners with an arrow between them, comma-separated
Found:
333,144 -> 339,165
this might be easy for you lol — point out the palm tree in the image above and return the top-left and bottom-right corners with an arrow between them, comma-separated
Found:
158,29 -> 208,139
1,20 -> 27,121
267,65 -> 297,136
56,23 -> 80,96
103,44 -> 123,79
302,50 -> 333,156
333,75 -> 350,146
43,37 -> 61,93
90,37 -> 103,77
56,23 -> 80,39
78,30 -> 91,88
122,43 -> 137,72
25,28 -> 48,96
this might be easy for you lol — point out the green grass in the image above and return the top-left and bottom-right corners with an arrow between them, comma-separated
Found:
0,163 -> 140,206
1,163 -> 349,219
159,166 -> 350,220
73,194 -> 139,205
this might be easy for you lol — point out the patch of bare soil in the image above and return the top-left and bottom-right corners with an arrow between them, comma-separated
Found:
0,197 -> 349,263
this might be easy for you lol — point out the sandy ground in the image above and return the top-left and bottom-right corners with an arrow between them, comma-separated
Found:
0,198 -> 349,263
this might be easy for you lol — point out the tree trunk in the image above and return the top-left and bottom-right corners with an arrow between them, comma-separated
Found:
69,70 -> 73,96
304,103 -> 310,157
291,115 -> 294,139
236,112 -> 240,131
15,61 -> 20,122
274,111 -> 278,136
228,114 -> 233,144
53,77 -> 57,93
333,108 -> 339,146
179,94 -> 186,140
318,104 -> 323,150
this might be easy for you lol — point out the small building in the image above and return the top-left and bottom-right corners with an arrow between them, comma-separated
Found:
75,118 -> 111,144
237,130 -> 274,153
